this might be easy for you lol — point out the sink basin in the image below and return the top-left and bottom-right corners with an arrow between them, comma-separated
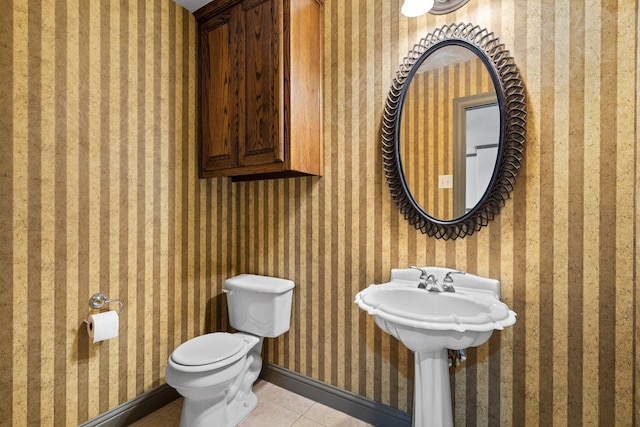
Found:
355,267 -> 516,426
355,279 -> 515,352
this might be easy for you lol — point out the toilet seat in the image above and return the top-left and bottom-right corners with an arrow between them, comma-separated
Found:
170,333 -> 248,372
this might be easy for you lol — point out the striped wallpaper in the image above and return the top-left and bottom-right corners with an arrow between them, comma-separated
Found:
0,0 -> 221,424
1,0 -> 638,426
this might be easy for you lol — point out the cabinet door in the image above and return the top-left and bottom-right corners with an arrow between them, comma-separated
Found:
200,8 -> 240,172
238,0 -> 285,167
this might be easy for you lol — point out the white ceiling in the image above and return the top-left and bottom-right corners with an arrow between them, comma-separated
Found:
174,0 -> 213,13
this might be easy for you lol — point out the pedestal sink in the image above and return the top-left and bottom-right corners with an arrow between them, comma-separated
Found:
355,267 -> 516,427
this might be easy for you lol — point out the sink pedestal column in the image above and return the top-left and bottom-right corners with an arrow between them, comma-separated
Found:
413,349 -> 453,427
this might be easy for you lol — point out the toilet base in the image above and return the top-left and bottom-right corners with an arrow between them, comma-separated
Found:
227,391 -> 258,426
180,390 -> 257,427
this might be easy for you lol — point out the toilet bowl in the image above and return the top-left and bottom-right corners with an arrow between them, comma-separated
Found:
165,274 -> 294,427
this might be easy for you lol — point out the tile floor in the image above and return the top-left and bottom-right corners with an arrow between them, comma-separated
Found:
130,380 -> 375,427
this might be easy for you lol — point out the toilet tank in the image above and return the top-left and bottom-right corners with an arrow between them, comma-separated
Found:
224,274 -> 295,338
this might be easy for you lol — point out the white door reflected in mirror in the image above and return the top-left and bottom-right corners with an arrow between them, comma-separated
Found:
464,103 -> 499,213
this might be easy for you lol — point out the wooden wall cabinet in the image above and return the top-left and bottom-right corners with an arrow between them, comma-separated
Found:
195,0 -> 323,180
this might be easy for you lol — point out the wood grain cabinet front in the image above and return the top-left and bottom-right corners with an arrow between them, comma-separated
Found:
195,0 -> 323,180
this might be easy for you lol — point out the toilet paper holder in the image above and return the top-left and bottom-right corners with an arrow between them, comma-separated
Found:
82,293 -> 124,324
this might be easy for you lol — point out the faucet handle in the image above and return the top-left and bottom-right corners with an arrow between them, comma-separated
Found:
442,270 -> 464,292
410,266 -> 429,280
443,270 -> 465,282
410,266 -> 427,276
410,266 -> 429,289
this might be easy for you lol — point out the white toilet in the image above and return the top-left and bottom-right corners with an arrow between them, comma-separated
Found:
165,274 -> 294,427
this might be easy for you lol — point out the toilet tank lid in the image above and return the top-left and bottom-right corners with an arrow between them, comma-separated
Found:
225,274 -> 295,293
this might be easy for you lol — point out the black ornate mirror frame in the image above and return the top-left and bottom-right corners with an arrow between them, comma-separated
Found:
382,23 -> 526,239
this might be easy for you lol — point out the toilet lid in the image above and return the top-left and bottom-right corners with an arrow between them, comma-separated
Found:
171,333 -> 245,366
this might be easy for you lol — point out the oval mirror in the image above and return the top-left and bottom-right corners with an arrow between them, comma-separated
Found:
382,23 -> 526,239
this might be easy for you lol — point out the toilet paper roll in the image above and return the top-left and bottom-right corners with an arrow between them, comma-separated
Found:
87,310 -> 119,343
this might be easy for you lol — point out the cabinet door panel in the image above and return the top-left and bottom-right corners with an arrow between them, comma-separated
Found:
239,0 -> 285,166
200,11 -> 239,171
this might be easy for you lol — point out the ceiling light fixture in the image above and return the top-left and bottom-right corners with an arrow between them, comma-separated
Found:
401,0 -> 435,17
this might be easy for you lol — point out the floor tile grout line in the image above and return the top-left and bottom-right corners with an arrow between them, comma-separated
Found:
262,395 -> 309,416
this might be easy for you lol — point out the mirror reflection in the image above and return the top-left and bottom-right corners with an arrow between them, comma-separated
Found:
400,45 -> 499,221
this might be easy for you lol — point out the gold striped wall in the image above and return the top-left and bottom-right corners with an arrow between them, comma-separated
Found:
0,0 -> 232,424
1,0 -> 638,426
401,57 -> 493,219
253,0 -> 638,425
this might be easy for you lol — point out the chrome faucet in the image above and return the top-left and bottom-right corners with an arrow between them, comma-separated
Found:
442,270 -> 465,293
424,274 -> 443,292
